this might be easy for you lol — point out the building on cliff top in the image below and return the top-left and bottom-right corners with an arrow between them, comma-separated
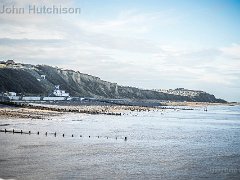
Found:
6,60 -> 15,64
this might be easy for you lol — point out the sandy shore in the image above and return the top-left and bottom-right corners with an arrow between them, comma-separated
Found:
0,105 -> 62,119
26,103 -> 159,115
0,103 -> 157,119
0,101 -> 234,119
161,101 -> 236,107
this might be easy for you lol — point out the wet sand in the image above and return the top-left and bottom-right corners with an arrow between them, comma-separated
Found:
0,105 -> 141,119
0,106 -> 62,119
0,103 -> 160,119
0,101 -> 232,119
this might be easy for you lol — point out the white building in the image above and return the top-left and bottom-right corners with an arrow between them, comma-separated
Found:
43,97 -> 66,101
41,75 -> 46,79
53,85 -> 69,97
8,92 -> 17,96
22,96 -> 41,101
4,92 -> 19,100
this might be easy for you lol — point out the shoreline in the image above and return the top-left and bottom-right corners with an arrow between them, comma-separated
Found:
0,105 -> 62,119
160,101 -> 238,107
0,101 -> 237,119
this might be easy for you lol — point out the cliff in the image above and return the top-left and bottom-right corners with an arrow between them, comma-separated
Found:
0,62 -> 226,103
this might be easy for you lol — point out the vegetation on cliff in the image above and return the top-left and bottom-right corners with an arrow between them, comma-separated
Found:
0,63 -> 226,103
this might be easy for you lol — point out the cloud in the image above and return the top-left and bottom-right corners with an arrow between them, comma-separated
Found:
220,43 -> 240,59
0,38 -> 64,45
75,9 -> 181,36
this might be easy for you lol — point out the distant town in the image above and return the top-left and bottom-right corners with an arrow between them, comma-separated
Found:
0,60 -> 33,69
154,88 -> 205,98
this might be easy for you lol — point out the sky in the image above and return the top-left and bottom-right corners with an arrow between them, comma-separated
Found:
0,0 -> 240,101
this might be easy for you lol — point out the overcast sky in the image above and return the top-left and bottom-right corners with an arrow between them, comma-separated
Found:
0,0 -> 240,101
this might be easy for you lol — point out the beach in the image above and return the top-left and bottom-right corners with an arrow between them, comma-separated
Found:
2,101 -> 229,119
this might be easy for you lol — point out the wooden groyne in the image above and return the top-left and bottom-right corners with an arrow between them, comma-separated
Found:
0,129 -> 128,141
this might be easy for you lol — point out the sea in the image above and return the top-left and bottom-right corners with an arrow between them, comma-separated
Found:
0,105 -> 240,180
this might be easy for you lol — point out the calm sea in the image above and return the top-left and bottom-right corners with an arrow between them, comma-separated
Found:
0,105 -> 240,180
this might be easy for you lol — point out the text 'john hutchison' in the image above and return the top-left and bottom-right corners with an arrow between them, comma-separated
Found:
0,5 -> 81,14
